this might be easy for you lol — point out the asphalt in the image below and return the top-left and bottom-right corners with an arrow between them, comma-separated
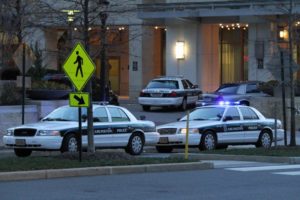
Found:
0,148 -> 300,182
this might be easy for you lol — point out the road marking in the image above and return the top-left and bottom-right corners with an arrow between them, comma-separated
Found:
226,164 -> 300,172
273,171 -> 300,176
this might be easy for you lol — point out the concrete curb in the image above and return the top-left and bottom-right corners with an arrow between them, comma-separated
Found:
0,162 -> 213,182
183,153 -> 300,164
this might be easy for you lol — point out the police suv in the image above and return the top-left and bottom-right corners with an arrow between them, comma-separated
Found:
138,76 -> 201,111
3,104 -> 159,157
156,105 -> 284,153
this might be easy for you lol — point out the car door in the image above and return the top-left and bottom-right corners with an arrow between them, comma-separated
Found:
182,79 -> 199,104
239,107 -> 261,143
107,107 -> 132,146
92,107 -> 113,147
220,107 -> 244,143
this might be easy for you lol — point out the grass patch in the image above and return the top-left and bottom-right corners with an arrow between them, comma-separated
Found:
201,146 -> 300,157
0,151 -> 197,172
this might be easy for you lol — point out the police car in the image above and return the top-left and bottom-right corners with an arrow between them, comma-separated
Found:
138,76 -> 201,111
3,104 -> 159,157
156,105 -> 284,153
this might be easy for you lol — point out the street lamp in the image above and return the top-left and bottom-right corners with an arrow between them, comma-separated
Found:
99,0 -> 110,101
62,9 -> 80,49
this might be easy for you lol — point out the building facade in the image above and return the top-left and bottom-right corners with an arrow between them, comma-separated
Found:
1,0 -> 300,100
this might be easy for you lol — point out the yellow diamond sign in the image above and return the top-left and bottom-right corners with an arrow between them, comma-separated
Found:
63,42 -> 95,91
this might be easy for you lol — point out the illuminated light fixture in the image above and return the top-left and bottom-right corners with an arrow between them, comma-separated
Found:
62,9 -> 80,22
155,26 -> 159,29
175,41 -> 185,59
279,29 -> 288,40
106,27 -> 110,30
88,27 -> 92,31
164,28 -> 167,31
74,27 -> 78,31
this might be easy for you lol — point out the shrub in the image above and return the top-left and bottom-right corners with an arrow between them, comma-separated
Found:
0,82 -> 22,105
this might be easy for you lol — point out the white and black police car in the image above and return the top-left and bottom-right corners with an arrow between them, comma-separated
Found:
156,105 -> 284,153
3,104 -> 159,157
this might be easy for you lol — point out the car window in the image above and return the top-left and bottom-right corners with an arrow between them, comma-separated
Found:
240,107 -> 259,120
147,80 -> 179,89
43,107 -> 87,121
224,107 -> 240,121
93,107 -> 109,122
216,85 -> 239,94
185,79 -> 194,88
181,80 -> 189,89
246,83 -> 260,93
108,107 -> 130,122
181,107 -> 225,121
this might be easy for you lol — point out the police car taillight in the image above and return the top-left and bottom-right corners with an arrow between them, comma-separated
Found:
168,91 -> 177,97
140,91 -> 149,97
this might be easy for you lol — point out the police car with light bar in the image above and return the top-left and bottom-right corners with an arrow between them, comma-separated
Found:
155,105 -> 284,153
138,76 -> 201,111
3,104 -> 159,157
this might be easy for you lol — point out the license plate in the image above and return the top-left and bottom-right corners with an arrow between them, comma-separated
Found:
15,139 -> 26,146
151,93 -> 162,97
159,137 -> 169,144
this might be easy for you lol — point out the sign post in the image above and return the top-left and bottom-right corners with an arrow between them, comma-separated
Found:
63,42 -> 95,161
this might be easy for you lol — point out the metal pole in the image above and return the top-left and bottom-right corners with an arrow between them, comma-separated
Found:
100,12 -> 108,101
185,110 -> 190,160
78,107 -> 82,162
22,43 -> 26,125
274,103 -> 278,147
280,51 -> 287,146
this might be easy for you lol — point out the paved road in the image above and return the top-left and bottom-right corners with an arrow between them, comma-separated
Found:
0,160 -> 299,200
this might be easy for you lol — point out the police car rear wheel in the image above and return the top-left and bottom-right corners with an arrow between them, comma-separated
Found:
126,133 -> 144,155
200,131 -> 217,150
62,134 -> 78,152
256,131 -> 272,148
14,149 -> 32,157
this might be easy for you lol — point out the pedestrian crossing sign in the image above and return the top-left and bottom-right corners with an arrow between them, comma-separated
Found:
63,42 -> 95,91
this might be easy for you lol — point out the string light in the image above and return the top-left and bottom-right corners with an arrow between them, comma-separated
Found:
219,23 -> 248,31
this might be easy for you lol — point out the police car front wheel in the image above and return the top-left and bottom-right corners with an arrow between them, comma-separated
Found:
62,133 -> 78,153
126,133 -> 144,155
199,131 -> 217,151
256,131 -> 272,148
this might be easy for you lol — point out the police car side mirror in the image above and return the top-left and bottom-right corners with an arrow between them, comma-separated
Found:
81,114 -> 88,122
192,85 -> 198,89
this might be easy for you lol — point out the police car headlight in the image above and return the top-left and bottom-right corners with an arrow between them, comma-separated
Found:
37,130 -> 60,136
180,128 -> 199,134
6,129 -> 14,136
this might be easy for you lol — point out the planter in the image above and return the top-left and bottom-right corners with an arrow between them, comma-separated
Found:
27,89 -> 71,100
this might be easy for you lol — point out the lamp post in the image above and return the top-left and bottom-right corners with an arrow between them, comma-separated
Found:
99,0 -> 109,101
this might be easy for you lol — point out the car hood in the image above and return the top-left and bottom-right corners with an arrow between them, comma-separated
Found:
157,120 -> 221,129
8,121 -> 81,130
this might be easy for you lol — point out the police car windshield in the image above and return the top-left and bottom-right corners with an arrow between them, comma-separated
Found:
43,107 -> 88,122
147,80 -> 179,89
181,107 -> 225,121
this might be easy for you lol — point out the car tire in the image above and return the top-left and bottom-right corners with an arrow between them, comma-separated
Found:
126,133 -> 144,155
14,149 -> 32,157
62,134 -> 78,153
156,146 -> 173,153
181,98 -> 187,111
256,131 -> 272,148
142,105 -> 151,111
199,131 -> 217,151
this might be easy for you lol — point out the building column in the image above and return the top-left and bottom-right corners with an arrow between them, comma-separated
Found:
128,25 -> 144,100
